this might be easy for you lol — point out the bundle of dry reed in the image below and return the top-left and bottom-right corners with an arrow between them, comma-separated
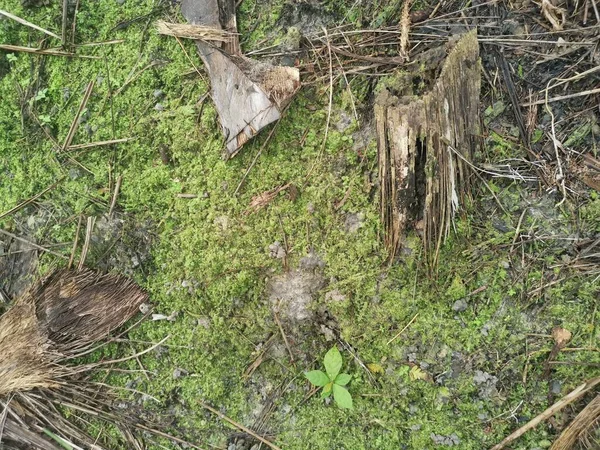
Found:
0,268 -> 188,449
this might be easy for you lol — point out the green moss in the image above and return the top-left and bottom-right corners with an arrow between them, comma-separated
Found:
1,1 -> 598,449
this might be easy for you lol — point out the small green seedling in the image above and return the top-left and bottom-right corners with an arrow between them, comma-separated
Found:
305,346 -> 353,409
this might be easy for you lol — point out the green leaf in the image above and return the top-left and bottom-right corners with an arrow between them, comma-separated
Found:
323,346 -> 342,380
409,365 -> 431,382
335,373 -> 351,386
366,363 -> 384,374
321,381 -> 333,398
332,384 -> 353,409
305,370 -> 330,387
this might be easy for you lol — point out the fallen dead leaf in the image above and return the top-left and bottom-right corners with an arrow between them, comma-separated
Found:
552,326 -> 572,348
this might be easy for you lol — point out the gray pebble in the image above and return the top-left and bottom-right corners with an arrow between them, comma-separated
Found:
173,368 -> 188,379
452,299 -> 468,312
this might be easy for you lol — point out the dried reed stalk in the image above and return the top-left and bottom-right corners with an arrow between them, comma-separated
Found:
156,20 -> 232,42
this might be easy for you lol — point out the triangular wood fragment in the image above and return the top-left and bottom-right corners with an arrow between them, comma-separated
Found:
181,0 -> 300,158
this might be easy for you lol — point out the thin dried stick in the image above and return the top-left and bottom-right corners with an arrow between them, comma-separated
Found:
273,304 -> 294,366
0,228 -> 68,259
70,0 -> 80,46
173,35 -> 208,85
77,216 -> 95,271
0,177 -> 64,221
199,401 -> 282,450
62,80 -> 95,151
0,44 -> 92,57
387,313 -> 419,345
61,0 -> 68,43
108,175 -> 123,217
233,118 -> 283,195
491,376 -> 600,450
544,82 -> 567,206
302,27 -> 334,186
65,138 -> 132,152
542,65 -> 600,92
67,215 -> 83,270
0,9 -> 60,39
523,87 -> 600,107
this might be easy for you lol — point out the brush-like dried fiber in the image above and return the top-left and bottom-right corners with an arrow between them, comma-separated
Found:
0,299 -> 56,397
156,20 -> 231,42
550,395 -> 600,450
30,268 -> 147,353
0,268 -> 151,449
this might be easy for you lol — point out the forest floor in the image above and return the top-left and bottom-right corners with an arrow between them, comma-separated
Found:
0,0 -> 599,449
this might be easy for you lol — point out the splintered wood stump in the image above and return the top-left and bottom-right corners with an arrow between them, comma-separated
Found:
181,0 -> 300,158
376,30 -> 481,264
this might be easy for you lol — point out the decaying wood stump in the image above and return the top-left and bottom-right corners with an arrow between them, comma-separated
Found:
376,30 -> 481,264
181,0 -> 300,158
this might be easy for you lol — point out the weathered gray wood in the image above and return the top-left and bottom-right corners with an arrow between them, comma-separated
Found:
376,30 -> 481,264
181,0 -> 299,158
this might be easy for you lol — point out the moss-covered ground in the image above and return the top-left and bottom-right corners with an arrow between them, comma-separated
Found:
0,0 -> 598,449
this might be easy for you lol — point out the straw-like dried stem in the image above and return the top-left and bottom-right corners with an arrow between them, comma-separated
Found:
156,20 -> 233,42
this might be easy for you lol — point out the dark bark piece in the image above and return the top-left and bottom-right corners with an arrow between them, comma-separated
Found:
181,0 -> 300,158
376,30 -> 481,264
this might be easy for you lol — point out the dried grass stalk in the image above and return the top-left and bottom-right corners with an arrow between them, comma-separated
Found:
551,395 -> 600,450
156,20 -> 232,42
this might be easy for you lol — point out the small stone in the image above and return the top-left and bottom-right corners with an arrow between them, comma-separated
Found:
139,303 -> 151,314
344,212 -> 364,234
269,241 -> 286,259
68,167 -> 81,180
173,367 -> 188,379
153,89 -> 164,98
481,322 -> 492,336
320,324 -> 336,341
325,289 -> 346,303
410,424 -> 421,431
551,380 -> 561,395
299,250 -> 325,271
154,103 -> 165,111
196,317 -> 210,329
452,299 -> 468,312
